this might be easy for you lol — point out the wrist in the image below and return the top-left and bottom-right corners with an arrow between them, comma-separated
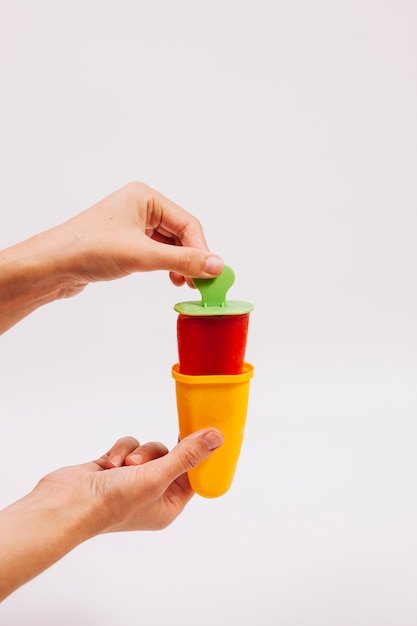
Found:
0,480 -> 96,601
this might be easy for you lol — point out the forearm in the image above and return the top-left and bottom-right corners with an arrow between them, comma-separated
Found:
0,486 -> 94,601
0,229 -> 81,334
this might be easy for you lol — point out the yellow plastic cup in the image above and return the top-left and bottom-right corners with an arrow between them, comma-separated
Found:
171,362 -> 254,498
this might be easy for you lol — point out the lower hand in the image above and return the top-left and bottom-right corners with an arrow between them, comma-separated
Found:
36,428 -> 224,534
0,428 -> 223,601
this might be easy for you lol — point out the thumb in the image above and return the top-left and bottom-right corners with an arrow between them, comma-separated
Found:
148,239 -> 224,279
158,428 -> 224,485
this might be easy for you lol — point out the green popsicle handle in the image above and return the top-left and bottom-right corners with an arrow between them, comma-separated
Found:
174,265 -> 253,315
192,265 -> 235,308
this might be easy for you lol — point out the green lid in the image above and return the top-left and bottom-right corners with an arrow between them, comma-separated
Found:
174,265 -> 254,316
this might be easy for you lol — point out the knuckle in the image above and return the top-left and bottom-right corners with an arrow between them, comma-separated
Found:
125,436 -> 140,448
178,442 -> 203,471
177,248 -> 194,274
125,181 -> 151,202
127,180 -> 147,192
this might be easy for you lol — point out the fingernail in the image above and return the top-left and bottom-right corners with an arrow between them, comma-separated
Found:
110,455 -> 123,467
128,454 -> 143,465
203,430 -> 224,451
204,255 -> 224,275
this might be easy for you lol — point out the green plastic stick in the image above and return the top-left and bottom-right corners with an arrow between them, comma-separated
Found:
192,265 -> 235,308
174,265 -> 253,316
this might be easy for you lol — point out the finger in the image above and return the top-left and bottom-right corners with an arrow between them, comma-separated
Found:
169,271 -> 186,287
151,189 -> 210,250
152,428 -> 224,490
145,187 -> 224,279
148,238 -> 224,281
125,441 -> 169,466
169,271 -> 197,288
94,436 -> 140,469
161,469 -> 195,512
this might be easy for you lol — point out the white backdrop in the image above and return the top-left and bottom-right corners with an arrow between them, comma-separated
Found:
1,1 -> 416,624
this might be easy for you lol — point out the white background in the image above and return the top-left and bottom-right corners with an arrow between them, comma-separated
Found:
1,1 -> 416,624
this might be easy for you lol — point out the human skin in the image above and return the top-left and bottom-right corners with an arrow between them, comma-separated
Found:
0,181 -> 224,334
0,429 -> 224,601
0,182 -> 225,600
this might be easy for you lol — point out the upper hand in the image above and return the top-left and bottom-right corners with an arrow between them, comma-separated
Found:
54,182 -> 224,295
0,182 -> 223,334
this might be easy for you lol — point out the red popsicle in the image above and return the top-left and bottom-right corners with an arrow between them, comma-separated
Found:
177,313 -> 249,375
174,266 -> 253,376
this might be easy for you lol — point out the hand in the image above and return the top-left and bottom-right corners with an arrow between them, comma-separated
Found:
52,181 -> 224,295
0,428 -> 224,600
36,428 -> 224,533
0,181 -> 224,333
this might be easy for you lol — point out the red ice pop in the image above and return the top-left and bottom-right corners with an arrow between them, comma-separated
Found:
174,266 -> 253,376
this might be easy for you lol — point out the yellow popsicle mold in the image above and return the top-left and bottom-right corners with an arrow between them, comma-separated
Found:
172,362 -> 254,498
